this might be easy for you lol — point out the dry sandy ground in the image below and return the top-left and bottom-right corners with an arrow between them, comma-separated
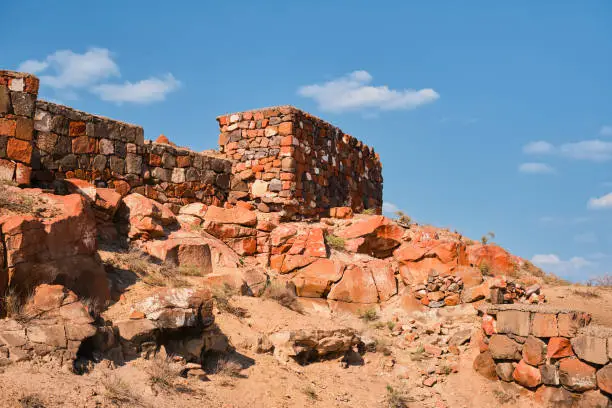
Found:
544,284 -> 612,327
0,294 -> 547,408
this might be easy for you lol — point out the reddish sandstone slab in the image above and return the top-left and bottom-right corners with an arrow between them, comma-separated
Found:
547,337 -> 574,359
204,205 -> 257,227
327,265 -> 379,304
559,357 -> 597,392
513,359 -> 542,388
292,259 -> 345,298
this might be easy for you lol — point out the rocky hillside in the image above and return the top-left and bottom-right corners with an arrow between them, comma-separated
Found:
1,180 -> 609,408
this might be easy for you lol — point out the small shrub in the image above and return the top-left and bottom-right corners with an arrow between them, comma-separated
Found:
213,283 -> 249,318
481,231 -> 495,245
215,357 -> 245,378
492,389 -> 515,404
409,345 -> 426,361
0,189 -> 38,214
586,274 -> 612,287
1,288 -> 33,322
177,264 -> 202,277
147,357 -> 180,391
302,385 -> 318,401
571,288 -> 600,298
359,307 -> 378,322
386,385 -> 409,408
324,233 -> 345,251
386,321 -> 396,331
373,336 -> 393,356
18,394 -> 45,408
394,211 -> 412,227
362,208 -> 376,215
262,281 -> 303,313
102,376 -> 141,406
479,262 -> 492,276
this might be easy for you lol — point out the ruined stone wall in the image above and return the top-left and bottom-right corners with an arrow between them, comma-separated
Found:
475,304 -> 611,405
31,100 -> 233,211
217,106 -> 383,218
142,141 -> 232,210
0,71 -> 39,185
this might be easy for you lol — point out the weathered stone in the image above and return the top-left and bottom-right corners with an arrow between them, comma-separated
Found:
574,390 -> 610,408
10,92 -> 35,116
513,359 -> 541,388
496,310 -> 530,337
522,336 -> 546,366
531,313 -> 558,337
172,167 -> 185,183
596,364 -> 612,394
495,362 -> 514,381
534,386 -> 574,408
327,265 -> 379,304
489,334 -> 522,360
473,351 -> 498,380
540,364 -> 560,385
557,312 -> 590,337
559,357 -> 597,392
126,153 -> 143,174
571,335 -> 609,365
109,156 -> 125,174
547,337 -> 574,359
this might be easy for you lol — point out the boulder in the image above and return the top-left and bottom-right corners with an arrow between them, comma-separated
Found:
203,205 -> 256,227
329,207 -> 353,219
121,193 -> 176,239
574,391 -> 610,408
534,386 -> 574,408
571,335 -> 609,365
461,282 -> 489,303
453,266 -> 483,288
466,244 -> 517,276
337,216 -> 403,258
0,190 -> 109,302
522,336 -> 547,366
327,265 -> 379,304
547,337 -> 574,359
596,364 -> 612,394
513,359 -> 542,388
489,334 -> 522,360
292,259 -> 345,298
559,357 -> 597,392
368,260 -> 397,301
496,362 -> 515,381
473,351 -> 497,380
268,328 -> 360,364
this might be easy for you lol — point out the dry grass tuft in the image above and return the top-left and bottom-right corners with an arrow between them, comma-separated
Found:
359,307 -> 378,322
102,376 -> 142,406
213,283 -> 249,318
262,281 -> 303,313
1,288 -> 33,322
147,357 -> 180,391
571,288 -> 601,298
385,385 -> 410,408
18,394 -> 46,408
302,385 -> 318,401
111,249 -> 192,288
324,233 -> 345,251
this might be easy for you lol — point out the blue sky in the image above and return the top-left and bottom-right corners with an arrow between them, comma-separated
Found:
4,1 -> 611,282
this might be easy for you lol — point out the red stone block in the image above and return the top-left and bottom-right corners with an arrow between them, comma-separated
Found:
242,112 -> 253,121
217,116 -> 228,126
149,153 -> 162,166
0,118 -> 17,136
547,337 -> 574,359
69,121 -> 87,137
15,118 -> 33,141
72,136 -> 96,154
176,156 -> 191,168
24,76 -> 39,94
7,138 -> 32,164
15,163 -> 31,185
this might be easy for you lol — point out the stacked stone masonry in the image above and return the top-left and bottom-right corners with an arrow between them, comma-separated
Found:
0,71 -> 39,185
475,304 -> 611,405
2,70 -> 383,218
217,106 -> 383,217
31,100 -> 233,210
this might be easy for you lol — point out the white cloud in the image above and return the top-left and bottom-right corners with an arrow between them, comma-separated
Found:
18,59 -> 49,74
297,70 -> 439,113
559,140 -> 612,162
531,253 -> 594,279
21,48 -> 120,89
18,48 -> 180,104
518,162 -> 555,174
382,201 -> 400,215
538,216 -> 590,225
92,74 -> 181,104
587,192 -> 612,209
600,125 -> 612,137
523,141 -> 555,155
574,232 -> 598,244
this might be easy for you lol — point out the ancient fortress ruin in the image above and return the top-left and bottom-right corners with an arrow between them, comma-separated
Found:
0,70 -> 383,218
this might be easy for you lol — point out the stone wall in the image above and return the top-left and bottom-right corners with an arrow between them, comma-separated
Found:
141,141 -> 232,210
31,100 -> 233,211
32,100 -> 145,191
475,304 -> 611,406
217,106 -> 383,218
0,70 -> 39,185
